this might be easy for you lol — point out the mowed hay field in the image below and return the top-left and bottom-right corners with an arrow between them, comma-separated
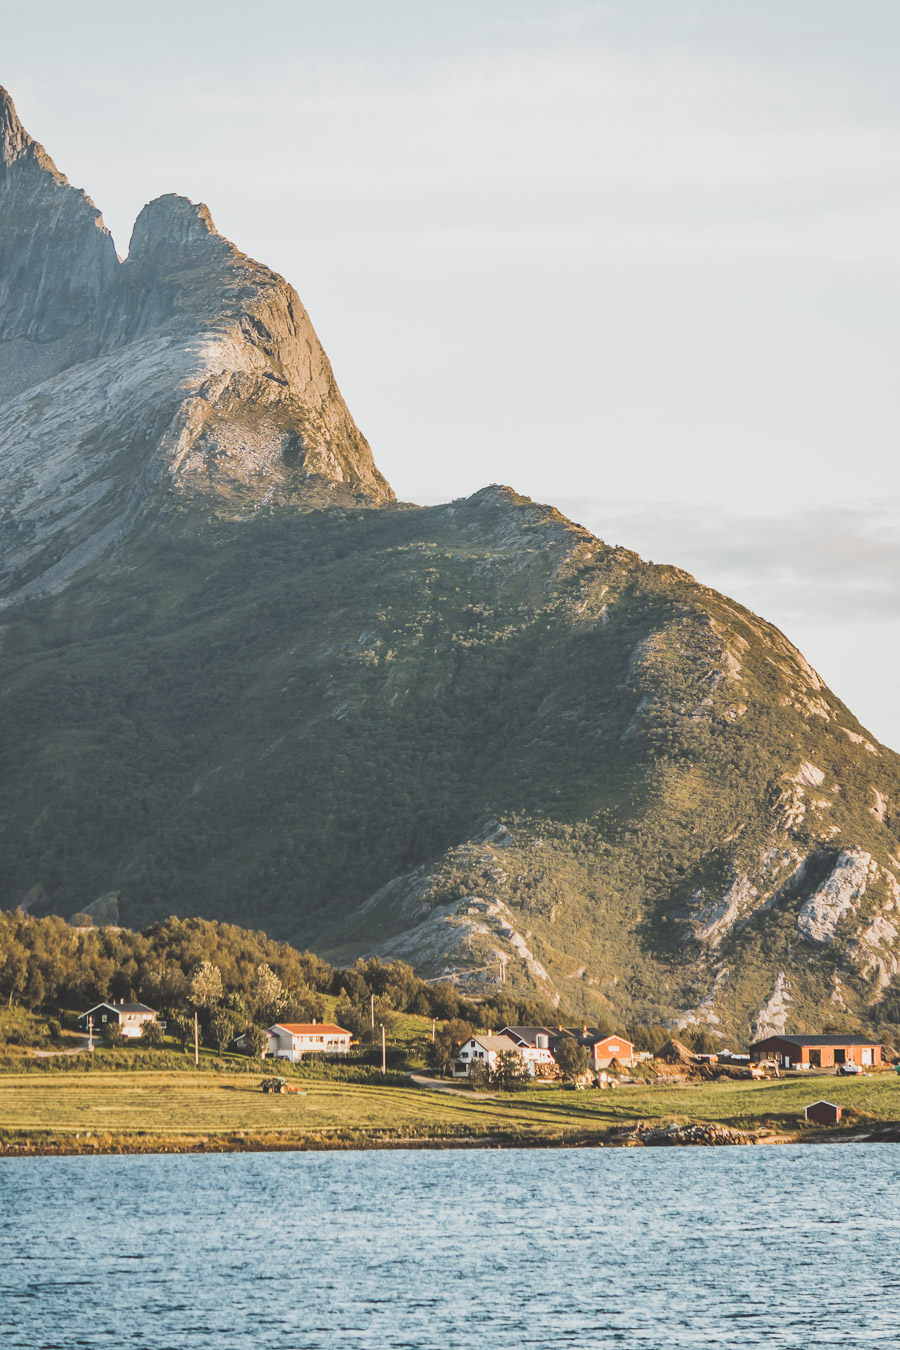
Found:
0,1072 -> 599,1147
0,1070 -> 899,1152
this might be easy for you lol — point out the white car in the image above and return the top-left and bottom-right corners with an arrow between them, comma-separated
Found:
839,1061 -> 862,1075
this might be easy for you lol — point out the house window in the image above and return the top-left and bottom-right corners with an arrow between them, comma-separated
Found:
102,1015 -> 108,1023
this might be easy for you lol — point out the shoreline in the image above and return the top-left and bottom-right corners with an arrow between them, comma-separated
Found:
3,1121 -> 898,1157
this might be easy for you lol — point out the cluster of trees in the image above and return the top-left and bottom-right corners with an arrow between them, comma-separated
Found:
0,912 -> 561,1055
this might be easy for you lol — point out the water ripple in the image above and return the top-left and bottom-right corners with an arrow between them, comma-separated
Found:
1,1145 -> 898,1348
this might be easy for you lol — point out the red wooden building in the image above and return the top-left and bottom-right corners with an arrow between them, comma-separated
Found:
804,1100 -> 842,1125
590,1034 -> 635,1069
750,1034 -> 881,1070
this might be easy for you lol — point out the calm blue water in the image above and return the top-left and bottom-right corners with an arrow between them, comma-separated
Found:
1,1145 -> 898,1348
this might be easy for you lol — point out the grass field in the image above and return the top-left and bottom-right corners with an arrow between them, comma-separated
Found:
1,1069 -> 898,1154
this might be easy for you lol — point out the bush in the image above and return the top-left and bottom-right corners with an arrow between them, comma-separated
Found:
209,1011 -> 237,1054
103,1023 -> 123,1047
554,1039 -> 591,1080
468,1061 -> 489,1089
425,1019 -> 473,1075
490,1048 -> 532,1091
140,1018 -> 165,1048
240,1024 -> 267,1058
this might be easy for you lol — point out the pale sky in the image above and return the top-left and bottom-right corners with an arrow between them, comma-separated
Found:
3,1 -> 898,746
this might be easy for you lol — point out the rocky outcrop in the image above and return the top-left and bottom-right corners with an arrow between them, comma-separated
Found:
0,87 -> 392,599
751,972 -> 791,1039
0,87 -> 118,362
797,850 -> 874,944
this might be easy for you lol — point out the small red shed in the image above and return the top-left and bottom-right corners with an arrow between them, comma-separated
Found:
804,1100 -> 842,1126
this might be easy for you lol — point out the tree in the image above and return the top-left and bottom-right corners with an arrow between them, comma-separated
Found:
425,1019 -> 473,1075
468,1060 -> 490,1089
140,962 -> 188,1009
250,963 -> 283,1023
554,1039 -> 591,1081
240,1024 -> 267,1058
140,1018 -> 165,1048
103,1022 -> 123,1047
280,989 -> 326,1024
209,1011 -> 238,1054
169,1014 -> 194,1053
490,1048 -> 531,1091
190,961 -> 223,1010
334,993 -> 397,1042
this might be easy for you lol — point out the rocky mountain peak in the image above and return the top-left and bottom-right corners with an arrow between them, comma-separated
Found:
0,87 -> 117,354
127,193 -> 219,257
0,85 -> 31,167
0,88 -> 393,599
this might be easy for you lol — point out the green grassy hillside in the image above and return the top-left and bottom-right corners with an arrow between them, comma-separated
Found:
2,485 -> 899,1041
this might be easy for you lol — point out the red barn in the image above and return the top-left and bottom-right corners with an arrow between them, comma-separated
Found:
804,1100 -> 842,1125
591,1034 -> 635,1069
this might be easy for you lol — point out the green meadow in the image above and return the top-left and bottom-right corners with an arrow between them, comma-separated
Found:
1,1069 -> 898,1154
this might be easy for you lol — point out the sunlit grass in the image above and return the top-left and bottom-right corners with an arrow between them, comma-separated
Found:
0,1069 -> 897,1151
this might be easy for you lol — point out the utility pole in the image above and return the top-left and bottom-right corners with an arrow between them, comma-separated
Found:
87,1015 -> 94,1053
370,993 -> 375,1029
381,1023 -> 386,1075
432,1018 -> 435,1042
193,1010 -> 199,1067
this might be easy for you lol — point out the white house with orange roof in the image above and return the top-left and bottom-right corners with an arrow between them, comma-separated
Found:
263,1021 -> 351,1062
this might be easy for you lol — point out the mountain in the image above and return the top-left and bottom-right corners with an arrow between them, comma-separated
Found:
2,88 -> 899,1043
0,86 -> 391,601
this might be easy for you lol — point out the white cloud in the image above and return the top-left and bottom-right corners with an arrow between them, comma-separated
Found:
557,497 -> 900,623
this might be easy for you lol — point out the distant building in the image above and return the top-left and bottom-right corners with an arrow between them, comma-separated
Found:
804,1100 -> 842,1125
749,1035 -> 881,1070
496,1027 -> 558,1074
588,1035 -> 635,1070
498,1025 -> 635,1072
77,1001 -> 158,1039
260,1022 -> 351,1063
453,1034 -> 525,1078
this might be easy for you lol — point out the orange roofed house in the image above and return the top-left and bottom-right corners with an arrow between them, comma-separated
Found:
263,1022 -> 351,1063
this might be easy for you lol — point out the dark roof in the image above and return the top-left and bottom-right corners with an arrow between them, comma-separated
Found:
752,1034 -> 880,1048
499,1026 -> 557,1044
81,1001 -> 156,1016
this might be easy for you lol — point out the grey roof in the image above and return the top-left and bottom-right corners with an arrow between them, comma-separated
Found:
469,1034 -> 521,1051
752,1034 -> 880,1047
81,1001 -> 156,1016
499,1026 -> 557,1045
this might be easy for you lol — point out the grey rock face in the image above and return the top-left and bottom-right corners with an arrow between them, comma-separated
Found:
0,87 -> 392,598
0,87 -> 118,353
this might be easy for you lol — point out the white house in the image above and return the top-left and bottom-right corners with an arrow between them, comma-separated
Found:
496,1027 -> 558,1075
262,1021 -> 351,1062
453,1033 -> 528,1078
77,1001 -> 158,1039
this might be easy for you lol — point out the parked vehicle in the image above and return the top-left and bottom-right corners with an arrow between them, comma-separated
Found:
839,1061 -> 862,1075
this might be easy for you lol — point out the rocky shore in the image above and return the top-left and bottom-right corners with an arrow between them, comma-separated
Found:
5,1119 -> 896,1157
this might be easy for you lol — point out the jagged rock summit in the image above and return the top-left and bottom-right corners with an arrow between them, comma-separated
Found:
0,86 -> 392,598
